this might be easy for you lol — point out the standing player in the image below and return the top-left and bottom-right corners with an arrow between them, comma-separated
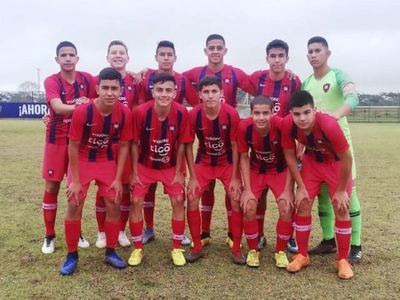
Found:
248,39 -> 301,251
302,36 -> 362,264
95,40 -> 137,249
59,68 -> 132,275
128,73 -> 191,267
282,91 -> 354,280
137,40 -> 198,245
185,76 -> 243,264
238,96 -> 294,268
183,34 -> 253,248
41,41 -> 95,254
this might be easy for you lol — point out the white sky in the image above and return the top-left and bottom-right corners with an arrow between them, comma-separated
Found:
1,0 -> 399,93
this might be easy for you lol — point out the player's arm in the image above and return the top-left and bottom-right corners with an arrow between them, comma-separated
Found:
185,143 -> 200,197
229,141 -> 242,201
172,143 -> 185,187
109,140 -> 130,202
130,142 -> 142,187
239,152 -> 256,201
49,98 -> 79,115
236,68 -> 255,95
332,147 -> 352,213
67,140 -> 82,205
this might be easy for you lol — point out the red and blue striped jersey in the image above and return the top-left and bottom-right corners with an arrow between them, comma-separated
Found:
281,112 -> 349,162
69,101 -> 132,162
133,100 -> 191,169
137,70 -> 199,107
189,103 -> 240,166
183,64 -> 253,108
44,71 -> 97,145
249,70 -> 301,117
237,116 -> 286,174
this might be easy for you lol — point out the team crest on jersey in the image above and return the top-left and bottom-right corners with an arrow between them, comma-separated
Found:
317,139 -> 323,144
283,85 -> 289,93
47,169 -> 54,176
113,123 -> 120,129
80,84 -> 85,90
128,86 -> 132,91
221,124 -> 228,130
323,83 -> 330,92
224,78 -> 230,84
169,125 -> 175,131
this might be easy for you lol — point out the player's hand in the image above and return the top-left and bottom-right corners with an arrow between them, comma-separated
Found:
295,186 -> 310,208
187,176 -> 200,197
75,97 -> 89,106
108,180 -> 122,203
286,68 -> 298,80
277,189 -> 294,215
132,69 -> 149,84
66,182 -> 83,207
240,189 -> 256,212
296,143 -> 305,162
42,113 -> 50,126
171,171 -> 185,188
332,190 -> 350,213
130,173 -> 143,189
326,112 -> 341,120
229,177 -> 242,202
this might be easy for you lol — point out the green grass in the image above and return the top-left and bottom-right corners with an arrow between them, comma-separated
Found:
0,120 -> 399,299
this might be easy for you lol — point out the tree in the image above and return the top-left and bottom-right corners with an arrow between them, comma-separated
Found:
18,81 -> 39,92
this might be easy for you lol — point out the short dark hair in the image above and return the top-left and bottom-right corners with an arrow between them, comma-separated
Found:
98,67 -> 122,86
206,34 -> 225,46
266,39 -> 289,55
250,95 -> 274,111
156,40 -> 175,55
289,91 -> 314,109
198,76 -> 222,91
153,73 -> 176,86
307,36 -> 329,48
107,40 -> 128,54
56,41 -> 77,56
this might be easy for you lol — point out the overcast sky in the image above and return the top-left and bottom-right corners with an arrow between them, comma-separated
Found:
1,0 -> 399,93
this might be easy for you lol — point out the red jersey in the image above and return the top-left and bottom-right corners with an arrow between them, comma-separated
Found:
281,112 -> 349,162
69,101 -> 132,162
133,100 -> 191,169
44,71 -> 96,145
94,73 -> 138,110
237,116 -> 286,174
249,70 -> 301,117
137,70 -> 199,107
183,64 -> 253,108
189,103 -> 240,166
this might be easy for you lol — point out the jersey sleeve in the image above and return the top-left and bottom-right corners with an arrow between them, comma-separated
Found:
235,67 -> 254,94
333,69 -> 359,109
85,73 -> 98,98
182,76 -> 200,107
182,67 -> 197,83
248,70 -> 263,96
68,105 -> 85,141
177,109 -> 192,143
237,120 -> 249,153
187,108 -> 197,143
120,108 -> 133,141
132,107 -> 143,143
280,115 -> 296,150
44,76 -> 62,103
136,80 -> 148,103
229,109 -> 240,141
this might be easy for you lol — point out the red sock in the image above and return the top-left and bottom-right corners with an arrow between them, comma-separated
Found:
201,189 -> 214,233
95,192 -> 106,232
105,220 -> 120,249
64,219 -> 81,253
225,194 -> 232,234
42,191 -> 57,237
335,219 -> 352,260
171,219 -> 185,249
129,221 -> 144,249
256,206 -> 266,237
294,215 -> 312,257
143,184 -> 156,230
231,210 -> 243,254
188,210 -> 202,252
119,193 -> 130,231
243,219 -> 258,251
276,218 -> 292,252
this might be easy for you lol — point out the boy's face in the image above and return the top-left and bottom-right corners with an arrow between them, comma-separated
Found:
152,80 -> 176,108
96,79 -> 121,107
291,104 -> 316,132
204,39 -> 227,65
307,43 -> 330,69
107,45 -> 129,71
199,84 -> 222,109
55,47 -> 79,72
266,48 -> 288,74
251,104 -> 272,130
155,47 -> 176,71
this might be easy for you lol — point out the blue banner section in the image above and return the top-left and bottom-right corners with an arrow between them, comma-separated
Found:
0,102 -> 48,119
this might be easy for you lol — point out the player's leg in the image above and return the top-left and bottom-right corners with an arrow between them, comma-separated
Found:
256,189 -> 267,250
41,180 -> 60,254
143,183 -> 157,244
95,191 -> 107,248
170,194 -> 186,266
309,184 -> 336,255
348,185 -> 362,264
242,192 -> 260,267
118,184 -> 131,247
200,180 -> 216,244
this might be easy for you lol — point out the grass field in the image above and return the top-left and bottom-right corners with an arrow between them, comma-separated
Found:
0,120 -> 399,299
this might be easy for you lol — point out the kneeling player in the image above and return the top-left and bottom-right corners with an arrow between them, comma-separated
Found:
60,68 -> 132,275
282,91 -> 353,279
238,96 -> 294,268
128,73 -> 191,267
185,76 -> 243,264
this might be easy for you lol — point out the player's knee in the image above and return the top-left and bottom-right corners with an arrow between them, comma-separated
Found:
278,201 -> 292,221
297,199 -> 312,215
244,200 -> 257,220
45,181 -> 60,194
171,196 -> 185,207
